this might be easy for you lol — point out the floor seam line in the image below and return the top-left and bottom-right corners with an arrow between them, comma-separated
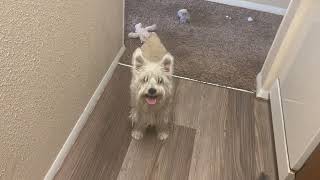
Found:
118,62 -> 255,94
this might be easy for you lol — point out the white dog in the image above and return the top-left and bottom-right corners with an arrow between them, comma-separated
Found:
130,33 -> 174,141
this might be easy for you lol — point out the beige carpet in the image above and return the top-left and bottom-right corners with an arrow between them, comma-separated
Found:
120,0 -> 283,91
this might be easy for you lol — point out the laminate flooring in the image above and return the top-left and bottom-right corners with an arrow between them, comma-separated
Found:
55,65 -> 277,180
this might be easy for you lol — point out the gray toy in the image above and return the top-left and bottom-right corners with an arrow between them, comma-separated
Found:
177,9 -> 190,24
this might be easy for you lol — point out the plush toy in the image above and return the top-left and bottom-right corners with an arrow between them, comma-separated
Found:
177,9 -> 190,24
128,23 -> 157,43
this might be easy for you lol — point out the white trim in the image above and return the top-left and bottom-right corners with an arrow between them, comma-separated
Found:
256,88 -> 269,99
293,126 -> 320,170
44,46 -> 126,180
257,0 -> 298,93
270,79 -> 295,180
118,62 -> 254,94
206,0 -> 287,15
256,72 -> 269,99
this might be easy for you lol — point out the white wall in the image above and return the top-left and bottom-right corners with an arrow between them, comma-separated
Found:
279,1 -> 320,171
262,0 -> 320,179
206,0 -> 291,15
257,0 -> 300,98
249,0 -> 291,9
0,0 -> 123,179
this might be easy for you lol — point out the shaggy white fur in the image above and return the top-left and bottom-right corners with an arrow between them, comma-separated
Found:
130,33 -> 174,141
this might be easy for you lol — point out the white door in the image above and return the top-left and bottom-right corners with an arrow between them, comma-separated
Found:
279,1 -> 320,171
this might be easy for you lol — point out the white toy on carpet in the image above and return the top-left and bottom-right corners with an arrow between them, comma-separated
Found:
177,9 -> 190,24
128,23 -> 157,43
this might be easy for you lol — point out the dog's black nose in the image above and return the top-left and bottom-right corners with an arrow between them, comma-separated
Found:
148,88 -> 157,95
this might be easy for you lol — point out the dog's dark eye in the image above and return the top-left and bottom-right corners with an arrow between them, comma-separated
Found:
143,76 -> 148,82
158,77 -> 163,84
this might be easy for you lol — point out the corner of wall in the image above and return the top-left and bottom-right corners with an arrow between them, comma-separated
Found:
256,72 -> 270,99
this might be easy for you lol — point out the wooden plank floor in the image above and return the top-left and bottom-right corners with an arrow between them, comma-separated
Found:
55,65 -> 277,180
118,126 -> 196,180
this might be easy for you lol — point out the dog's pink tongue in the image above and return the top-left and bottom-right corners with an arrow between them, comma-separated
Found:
146,97 -> 157,105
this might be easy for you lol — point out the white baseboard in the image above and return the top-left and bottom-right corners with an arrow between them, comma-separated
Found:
270,79 -> 295,180
206,0 -> 287,15
256,88 -> 269,100
44,45 -> 126,180
256,72 -> 269,99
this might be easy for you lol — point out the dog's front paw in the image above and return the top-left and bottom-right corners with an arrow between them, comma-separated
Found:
131,130 -> 144,140
157,132 -> 169,141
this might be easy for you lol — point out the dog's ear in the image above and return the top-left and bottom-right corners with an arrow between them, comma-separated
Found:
132,48 -> 145,71
161,53 -> 174,74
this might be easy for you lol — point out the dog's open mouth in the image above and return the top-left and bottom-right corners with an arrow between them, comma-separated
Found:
145,95 -> 158,105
